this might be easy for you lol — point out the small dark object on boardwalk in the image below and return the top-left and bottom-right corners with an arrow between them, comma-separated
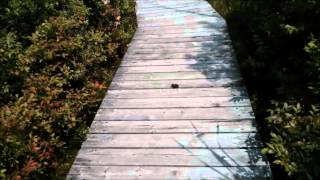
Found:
171,84 -> 179,89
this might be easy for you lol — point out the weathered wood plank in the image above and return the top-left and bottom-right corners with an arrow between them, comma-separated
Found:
136,25 -> 223,32
133,35 -> 228,42
136,22 -> 224,29
134,31 -> 225,39
129,40 -> 231,49
137,2 -> 210,9
138,2 -> 203,8
117,64 -> 236,73
121,58 -> 234,67
128,45 -> 232,54
129,46 -> 217,52
137,11 -> 217,19
90,120 -> 256,133
109,78 -> 243,89
121,58 -> 235,67
132,36 -> 229,44
81,133 -> 262,148
113,71 -> 240,81
137,7 -> 213,15
68,166 -> 272,180
137,2 -> 206,9
94,107 -> 254,121
138,21 -> 226,29
136,23 -> 226,31
138,18 -> 225,28
73,148 -> 267,166
102,96 -> 251,108
136,1 -> 209,8
126,51 -> 233,60
137,13 -> 220,22
107,87 -> 247,98
123,54 -> 234,61
137,6 -> 213,14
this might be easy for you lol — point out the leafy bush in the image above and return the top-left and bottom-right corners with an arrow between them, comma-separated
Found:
263,103 -> 320,179
0,0 -> 70,42
0,33 -> 23,105
305,35 -> 320,95
0,0 -> 136,179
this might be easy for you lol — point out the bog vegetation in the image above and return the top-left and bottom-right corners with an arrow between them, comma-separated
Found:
207,0 -> 320,179
0,0 -> 136,179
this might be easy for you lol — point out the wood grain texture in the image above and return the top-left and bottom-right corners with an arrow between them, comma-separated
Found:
129,40 -> 232,50
122,57 -> 235,66
81,133 -> 262,148
109,78 -> 243,89
94,107 -> 255,121
67,0 -> 271,178
102,96 -> 251,108
113,71 -> 240,81
90,120 -> 256,133
68,166 -> 272,180
117,64 -> 237,73
106,87 -> 247,98
127,51 -> 233,60
128,45 -> 232,54
73,148 -> 267,166
132,36 -> 229,44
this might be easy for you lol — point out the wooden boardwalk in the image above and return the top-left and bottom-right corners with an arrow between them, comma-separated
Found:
67,0 -> 272,179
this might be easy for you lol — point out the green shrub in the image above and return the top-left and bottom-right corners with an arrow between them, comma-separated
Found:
0,33 -> 24,106
0,0 -> 70,42
305,35 -> 320,95
263,102 -> 320,179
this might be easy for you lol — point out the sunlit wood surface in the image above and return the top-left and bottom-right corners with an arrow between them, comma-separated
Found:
67,0 -> 272,179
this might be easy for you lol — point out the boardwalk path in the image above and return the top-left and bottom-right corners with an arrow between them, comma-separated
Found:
67,0 -> 272,179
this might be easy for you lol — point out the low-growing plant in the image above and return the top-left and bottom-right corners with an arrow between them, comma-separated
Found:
305,35 -> 320,95
0,0 -> 136,178
263,102 -> 320,179
0,32 -> 24,106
